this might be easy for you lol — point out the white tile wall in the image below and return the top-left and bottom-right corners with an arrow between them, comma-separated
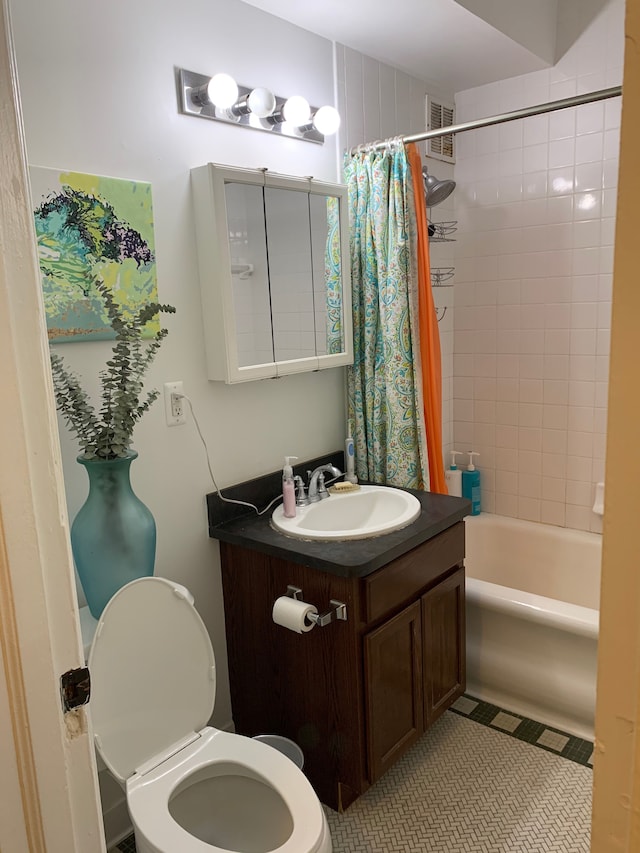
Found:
453,0 -> 624,532
336,44 -> 457,462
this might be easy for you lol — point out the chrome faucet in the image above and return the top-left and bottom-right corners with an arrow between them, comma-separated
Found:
307,464 -> 343,502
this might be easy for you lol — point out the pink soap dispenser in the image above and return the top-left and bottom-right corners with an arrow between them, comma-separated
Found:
282,456 -> 297,518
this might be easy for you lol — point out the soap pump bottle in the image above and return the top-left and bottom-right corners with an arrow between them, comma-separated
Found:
345,419 -> 358,484
444,451 -> 462,497
462,451 -> 481,515
282,456 -> 297,518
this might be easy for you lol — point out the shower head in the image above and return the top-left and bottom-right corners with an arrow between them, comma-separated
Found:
422,167 -> 456,207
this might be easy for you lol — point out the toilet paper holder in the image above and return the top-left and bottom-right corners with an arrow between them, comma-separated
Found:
285,585 -> 347,626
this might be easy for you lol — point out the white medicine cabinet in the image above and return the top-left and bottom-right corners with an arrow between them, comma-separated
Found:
190,163 -> 353,383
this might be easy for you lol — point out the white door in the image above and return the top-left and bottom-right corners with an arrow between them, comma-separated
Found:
0,1 -> 105,850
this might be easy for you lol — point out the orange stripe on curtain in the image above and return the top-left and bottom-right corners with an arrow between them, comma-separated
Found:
407,143 -> 447,494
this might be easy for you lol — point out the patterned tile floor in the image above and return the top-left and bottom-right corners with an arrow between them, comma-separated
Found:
114,696 -> 592,853
114,837 -> 136,853
449,694 -> 594,767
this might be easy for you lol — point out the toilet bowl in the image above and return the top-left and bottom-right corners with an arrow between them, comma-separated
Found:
88,577 -> 331,853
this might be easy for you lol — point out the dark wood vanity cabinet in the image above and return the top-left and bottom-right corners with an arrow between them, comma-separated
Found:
364,599 -> 424,782
364,566 -> 465,783
219,520 -> 465,811
422,567 -> 466,726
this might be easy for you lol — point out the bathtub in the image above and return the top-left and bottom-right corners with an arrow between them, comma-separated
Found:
464,514 -> 601,741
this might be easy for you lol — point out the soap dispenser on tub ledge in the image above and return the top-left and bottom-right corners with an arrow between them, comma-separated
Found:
462,451 -> 481,515
444,451 -> 462,497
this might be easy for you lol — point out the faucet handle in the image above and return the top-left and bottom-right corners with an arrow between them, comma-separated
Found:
295,475 -> 309,506
317,472 -> 329,499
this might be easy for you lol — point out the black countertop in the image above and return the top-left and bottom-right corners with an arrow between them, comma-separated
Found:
207,453 -> 470,579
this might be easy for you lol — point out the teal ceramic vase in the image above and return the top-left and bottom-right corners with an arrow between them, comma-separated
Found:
71,451 -> 156,618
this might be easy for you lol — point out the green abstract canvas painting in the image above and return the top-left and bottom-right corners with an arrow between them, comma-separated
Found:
31,168 -> 159,342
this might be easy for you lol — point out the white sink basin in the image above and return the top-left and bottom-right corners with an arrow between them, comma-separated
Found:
271,485 -> 421,541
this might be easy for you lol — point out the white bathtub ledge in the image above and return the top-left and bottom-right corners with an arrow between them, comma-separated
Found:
466,577 -> 599,640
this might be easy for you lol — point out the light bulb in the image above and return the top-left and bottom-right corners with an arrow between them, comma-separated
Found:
313,105 -> 341,136
247,87 -> 276,118
282,95 -> 310,126
207,73 -> 238,109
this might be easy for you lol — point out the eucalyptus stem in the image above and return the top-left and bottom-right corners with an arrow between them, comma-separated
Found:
49,278 -> 176,459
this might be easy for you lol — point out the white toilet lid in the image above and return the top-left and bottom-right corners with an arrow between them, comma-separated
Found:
88,577 -> 216,784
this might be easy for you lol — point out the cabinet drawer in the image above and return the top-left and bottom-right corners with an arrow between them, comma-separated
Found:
363,522 -> 465,624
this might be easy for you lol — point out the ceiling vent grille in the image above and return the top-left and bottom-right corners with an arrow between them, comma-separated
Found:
426,97 -> 455,163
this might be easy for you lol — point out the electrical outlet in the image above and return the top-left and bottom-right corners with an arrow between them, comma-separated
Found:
164,381 -> 186,426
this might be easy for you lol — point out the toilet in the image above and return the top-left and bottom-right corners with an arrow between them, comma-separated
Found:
88,576 -> 332,853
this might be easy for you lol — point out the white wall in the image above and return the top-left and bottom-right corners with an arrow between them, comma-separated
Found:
455,0 -> 559,64
10,0 -> 346,733
453,0 -> 624,532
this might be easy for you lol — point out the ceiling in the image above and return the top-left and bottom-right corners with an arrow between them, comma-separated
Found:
240,0 -> 609,93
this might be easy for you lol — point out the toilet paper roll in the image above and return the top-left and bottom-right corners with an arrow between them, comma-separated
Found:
272,596 -> 318,633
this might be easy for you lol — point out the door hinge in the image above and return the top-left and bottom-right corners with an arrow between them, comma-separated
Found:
60,667 -> 91,712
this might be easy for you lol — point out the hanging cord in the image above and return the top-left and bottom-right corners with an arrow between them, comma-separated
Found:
178,393 -> 282,516
176,394 -> 343,515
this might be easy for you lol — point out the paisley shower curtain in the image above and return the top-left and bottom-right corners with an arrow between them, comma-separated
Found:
325,196 -> 343,354
344,140 -> 430,489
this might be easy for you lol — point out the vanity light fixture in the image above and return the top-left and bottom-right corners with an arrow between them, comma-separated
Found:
231,86 -> 277,118
282,95 -> 311,126
296,105 -> 342,138
312,105 -> 341,136
190,72 -> 239,110
177,68 -> 340,145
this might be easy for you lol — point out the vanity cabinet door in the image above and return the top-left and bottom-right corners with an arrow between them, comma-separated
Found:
364,599 -> 424,783
422,567 -> 466,728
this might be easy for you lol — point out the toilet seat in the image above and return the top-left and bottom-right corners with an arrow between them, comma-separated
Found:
88,577 -> 329,853
127,726 -> 328,853
88,576 -> 217,784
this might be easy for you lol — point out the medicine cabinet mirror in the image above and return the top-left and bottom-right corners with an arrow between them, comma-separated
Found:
191,163 -> 353,383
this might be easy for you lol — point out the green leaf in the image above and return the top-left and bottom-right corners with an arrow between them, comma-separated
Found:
49,276 -> 175,459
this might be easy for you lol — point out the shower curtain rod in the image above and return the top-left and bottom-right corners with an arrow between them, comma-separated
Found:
350,85 -> 622,154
